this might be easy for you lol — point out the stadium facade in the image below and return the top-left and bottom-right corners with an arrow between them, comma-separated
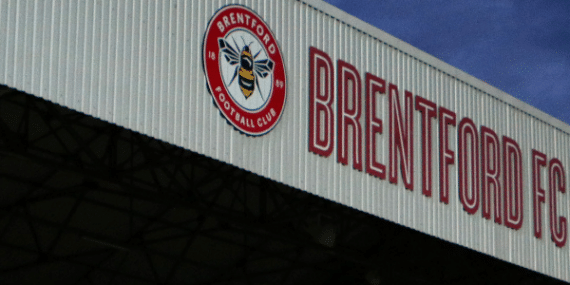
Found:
1,0 -> 569,284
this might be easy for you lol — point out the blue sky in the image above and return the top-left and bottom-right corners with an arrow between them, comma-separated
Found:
323,0 -> 570,126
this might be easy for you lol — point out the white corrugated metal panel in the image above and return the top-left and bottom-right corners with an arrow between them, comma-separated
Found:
1,0 -> 569,281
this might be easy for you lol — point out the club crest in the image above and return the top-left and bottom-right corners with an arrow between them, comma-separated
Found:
203,5 -> 287,136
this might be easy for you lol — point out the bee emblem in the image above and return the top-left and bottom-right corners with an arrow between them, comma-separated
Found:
218,38 -> 274,100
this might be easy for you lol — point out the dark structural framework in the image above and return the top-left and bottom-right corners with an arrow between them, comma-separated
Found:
0,85 -> 566,284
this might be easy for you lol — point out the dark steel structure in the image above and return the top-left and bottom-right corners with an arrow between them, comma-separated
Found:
0,86 -> 566,284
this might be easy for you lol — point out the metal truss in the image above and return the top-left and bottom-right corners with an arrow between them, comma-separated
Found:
0,85 -> 567,285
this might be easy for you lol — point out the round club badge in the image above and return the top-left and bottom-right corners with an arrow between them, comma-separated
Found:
203,5 -> 287,136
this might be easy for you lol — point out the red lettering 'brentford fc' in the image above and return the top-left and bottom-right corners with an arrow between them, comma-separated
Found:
203,5 -> 287,136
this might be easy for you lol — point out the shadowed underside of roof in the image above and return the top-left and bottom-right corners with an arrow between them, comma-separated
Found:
0,85 -> 566,285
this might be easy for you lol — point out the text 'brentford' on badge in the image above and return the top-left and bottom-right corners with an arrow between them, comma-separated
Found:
202,4 -> 287,136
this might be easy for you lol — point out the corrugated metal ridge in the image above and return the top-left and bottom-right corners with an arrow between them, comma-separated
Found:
300,0 -> 570,136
